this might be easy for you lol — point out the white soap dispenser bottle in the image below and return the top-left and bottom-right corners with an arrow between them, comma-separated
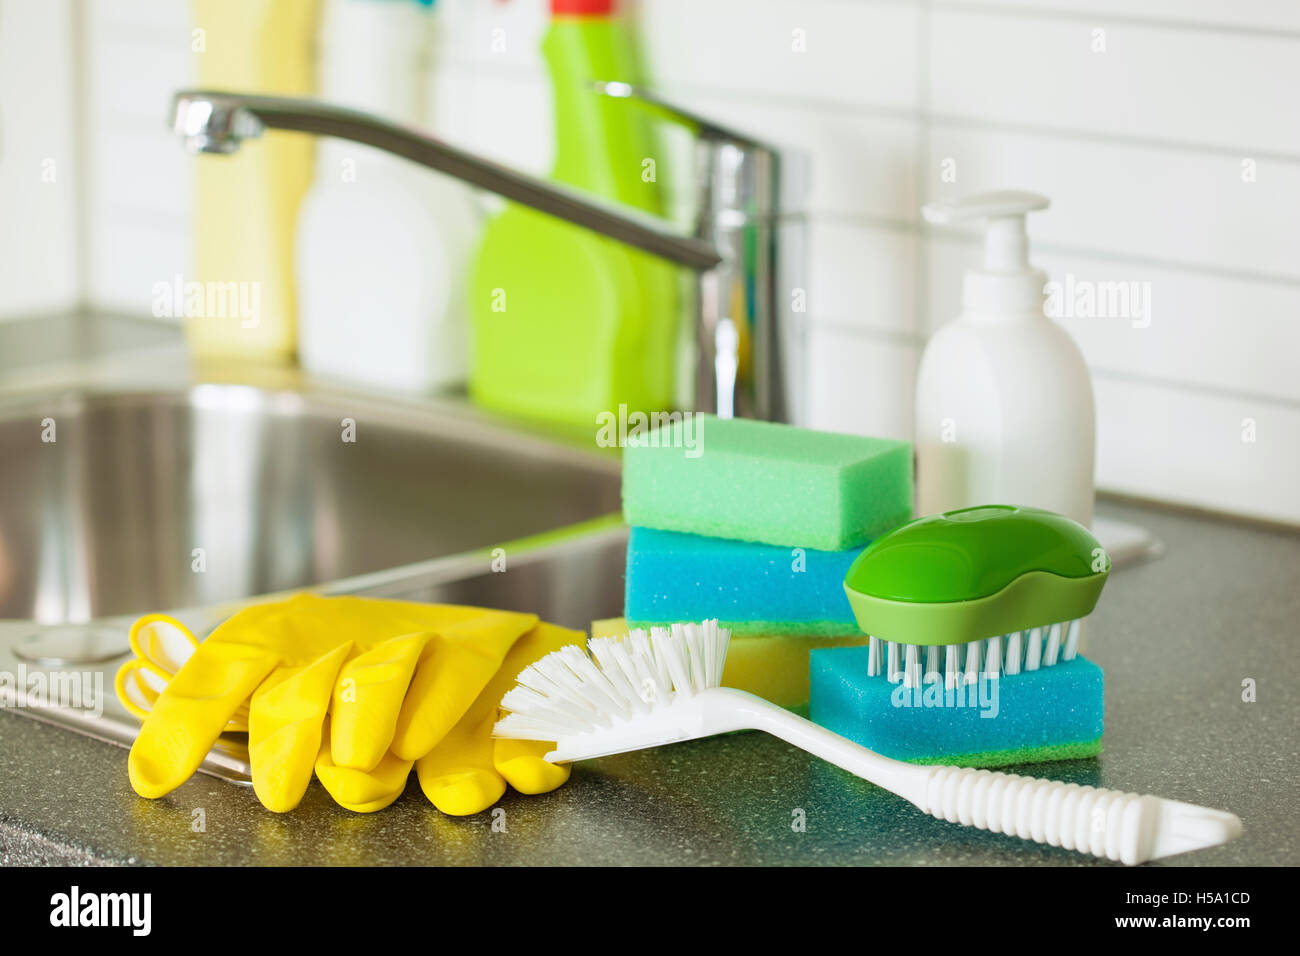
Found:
915,191 -> 1096,526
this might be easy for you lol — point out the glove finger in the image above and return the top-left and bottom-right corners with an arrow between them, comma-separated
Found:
330,631 -> 430,772
494,736 -> 571,796
416,621 -> 579,815
315,723 -> 413,813
390,610 -> 538,762
115,656 -> 251,731
491,621 -> 576,795
115,657 -> 172,722
248,643 -> 351,813
128,614 -> 199,675
128,639 -> 279,799
416,710 -> 505,816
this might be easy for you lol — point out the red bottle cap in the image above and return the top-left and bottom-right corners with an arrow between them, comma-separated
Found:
551,0 -> 615,15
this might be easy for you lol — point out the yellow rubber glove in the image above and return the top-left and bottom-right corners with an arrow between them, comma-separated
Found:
312,718 -> 417,813
123,594 -> 537,812
313,622 -> 577,815
116,616 -> 417,813
417,621 -> 576,815
116,614 -> 248,732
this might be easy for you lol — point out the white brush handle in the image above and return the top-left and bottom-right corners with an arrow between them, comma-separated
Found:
716,689 -> 1241,864
910,766 -> 1243,865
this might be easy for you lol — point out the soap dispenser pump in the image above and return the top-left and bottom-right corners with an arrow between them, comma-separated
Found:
915,191 -> 1096,527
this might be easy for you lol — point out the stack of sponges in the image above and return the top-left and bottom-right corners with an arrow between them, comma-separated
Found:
617,414 -> 913,710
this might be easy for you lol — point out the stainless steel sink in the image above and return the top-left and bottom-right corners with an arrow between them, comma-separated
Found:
0,362 -> 629,783
0,384 -> 622,622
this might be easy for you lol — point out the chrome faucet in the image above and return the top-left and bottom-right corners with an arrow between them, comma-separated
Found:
170,87 -> 786,421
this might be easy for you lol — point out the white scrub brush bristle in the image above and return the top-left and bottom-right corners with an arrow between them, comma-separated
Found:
496,620 -> 728,743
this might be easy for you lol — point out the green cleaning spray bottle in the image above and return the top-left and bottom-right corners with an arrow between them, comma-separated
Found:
468,0 -> 678,426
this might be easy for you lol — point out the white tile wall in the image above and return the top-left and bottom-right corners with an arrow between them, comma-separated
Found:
929,11 -> 1300,153
80,0 -> 195,317
925,127 -> 1300,279
805,328 -> 919,441
634,0 -> 922,111
936,1 -> 1300,34
0,0 -> 79,318
804,222 -> 918,336
4,0 -> 1296,524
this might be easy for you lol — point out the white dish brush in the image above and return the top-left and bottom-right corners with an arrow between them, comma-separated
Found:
494,620 -> 1242,865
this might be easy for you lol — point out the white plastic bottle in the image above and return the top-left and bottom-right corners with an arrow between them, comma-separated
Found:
295,0 -> 479,393
915,191 -> 1096,527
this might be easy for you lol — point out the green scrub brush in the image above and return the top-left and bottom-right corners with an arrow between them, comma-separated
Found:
811,505 -> 1110,767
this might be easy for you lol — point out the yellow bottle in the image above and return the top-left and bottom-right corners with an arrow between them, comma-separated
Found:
187,0 -> 319,363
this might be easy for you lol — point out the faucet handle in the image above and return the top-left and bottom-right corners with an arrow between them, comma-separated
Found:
593,80 -> 781,226
594,81 -> 785,421
591,81 -> 776,157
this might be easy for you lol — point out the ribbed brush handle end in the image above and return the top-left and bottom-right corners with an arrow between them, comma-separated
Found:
916,766 -> 1242,865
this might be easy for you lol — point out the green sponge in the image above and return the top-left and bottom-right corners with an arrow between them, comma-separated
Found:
621,415 -> 912,550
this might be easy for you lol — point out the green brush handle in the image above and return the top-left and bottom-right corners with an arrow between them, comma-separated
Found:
844,504 -> 1110,645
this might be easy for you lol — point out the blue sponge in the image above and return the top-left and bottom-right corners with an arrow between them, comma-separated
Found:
625,526 -> 865,636
809,646 -> 1104,767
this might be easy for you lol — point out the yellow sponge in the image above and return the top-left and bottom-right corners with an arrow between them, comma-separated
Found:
592,618 -> 868,711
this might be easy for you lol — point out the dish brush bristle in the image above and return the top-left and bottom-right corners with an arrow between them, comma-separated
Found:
494,620 -> 731,742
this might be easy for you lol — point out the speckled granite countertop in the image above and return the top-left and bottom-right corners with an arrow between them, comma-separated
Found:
1,499 -> 1295,866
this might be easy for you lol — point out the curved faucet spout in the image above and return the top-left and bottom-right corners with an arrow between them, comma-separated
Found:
171,87 -> 788,420
171,89 -> 722,271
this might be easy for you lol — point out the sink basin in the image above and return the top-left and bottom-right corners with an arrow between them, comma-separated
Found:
0,384 -> 622,622
0,376 -> 629,783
